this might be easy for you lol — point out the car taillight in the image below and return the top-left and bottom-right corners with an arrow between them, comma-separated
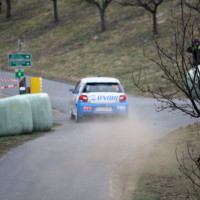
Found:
119,95 -> 127,102
79,95 -> 88,102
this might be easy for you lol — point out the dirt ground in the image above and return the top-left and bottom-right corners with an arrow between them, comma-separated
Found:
110,141 -> 156,200
111,124 -> 200,200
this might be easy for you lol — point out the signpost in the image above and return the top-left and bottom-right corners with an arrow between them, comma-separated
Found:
6,40 -> 32,94
8,53 -> 32,67
8,61 -> 32,67
15,69 -> 24,79
8,53 -> 32,60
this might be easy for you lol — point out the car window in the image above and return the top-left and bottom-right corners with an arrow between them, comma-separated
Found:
82,83 -> 123,93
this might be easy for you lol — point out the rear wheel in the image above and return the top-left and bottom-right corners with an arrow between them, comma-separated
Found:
75,109 -> 81,123
75,113 -> 81,123
70,109 -> 75,120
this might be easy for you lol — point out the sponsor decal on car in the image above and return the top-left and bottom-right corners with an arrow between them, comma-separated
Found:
89,95 -> 119,103
83,106 -> 92,111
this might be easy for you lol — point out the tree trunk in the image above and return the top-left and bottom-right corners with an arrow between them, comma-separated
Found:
0,0 -> 2,12
152,11 -> 158,35
99,8 -> 106,32
6,0 -> 11,19
53,0 -> 59,22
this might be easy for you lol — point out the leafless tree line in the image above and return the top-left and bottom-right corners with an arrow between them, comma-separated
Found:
0,0 -> 167,33
0,0 -> 189,34
3,0 -> 200,33
2,0 -> 200,33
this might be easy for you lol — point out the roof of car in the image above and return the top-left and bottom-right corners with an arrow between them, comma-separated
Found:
81,77 -> 120,84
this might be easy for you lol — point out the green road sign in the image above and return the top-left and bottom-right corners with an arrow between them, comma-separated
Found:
8,53 -> 32,60
15,69 -> 25,79
8,61 -> 32,67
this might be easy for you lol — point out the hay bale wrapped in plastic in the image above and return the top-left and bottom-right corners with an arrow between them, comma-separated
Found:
26,93 -> 52,132
0,96 -> 33,136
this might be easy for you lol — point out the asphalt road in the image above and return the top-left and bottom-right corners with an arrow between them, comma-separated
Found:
0,71 -> 198,200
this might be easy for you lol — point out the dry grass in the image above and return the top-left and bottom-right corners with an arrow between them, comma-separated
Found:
116,123 -> 200,200
0,0 -> 188,96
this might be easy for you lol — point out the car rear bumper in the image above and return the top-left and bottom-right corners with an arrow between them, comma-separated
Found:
77,102 -> 128,118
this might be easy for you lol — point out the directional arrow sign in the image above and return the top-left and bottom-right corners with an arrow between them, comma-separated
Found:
8,61 -> 32,67
15,69 -> 25,78
8,53 -> 32,60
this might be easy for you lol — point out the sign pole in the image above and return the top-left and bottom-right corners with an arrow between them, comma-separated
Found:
18,39 -> 22,94
18,39 -> 22,54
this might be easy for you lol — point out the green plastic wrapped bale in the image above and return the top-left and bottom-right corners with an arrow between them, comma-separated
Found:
25,93 -> 52,132
187,66 -> 200,99
0,96 -> 33,136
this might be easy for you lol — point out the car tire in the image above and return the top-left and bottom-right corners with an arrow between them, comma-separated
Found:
75,109 -> 81,123
75,113 -> 81,123
70,109 -> 75,120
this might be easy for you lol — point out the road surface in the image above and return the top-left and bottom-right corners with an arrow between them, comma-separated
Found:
0,71 -> 198,200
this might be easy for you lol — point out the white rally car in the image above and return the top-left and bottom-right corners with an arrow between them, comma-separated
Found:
69,77 -> 128,122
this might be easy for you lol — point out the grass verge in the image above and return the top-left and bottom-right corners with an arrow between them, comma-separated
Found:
0,132 -> 49,158
0,123 -> 62,159
128,123 -> 200,200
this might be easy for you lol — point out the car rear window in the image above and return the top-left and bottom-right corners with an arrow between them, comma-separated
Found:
82,83 -> 123,93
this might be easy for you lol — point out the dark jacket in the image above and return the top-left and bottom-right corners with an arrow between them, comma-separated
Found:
187,43 -> 200,67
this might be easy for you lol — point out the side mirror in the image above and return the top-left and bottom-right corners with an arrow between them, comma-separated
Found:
69,89 -> 79,94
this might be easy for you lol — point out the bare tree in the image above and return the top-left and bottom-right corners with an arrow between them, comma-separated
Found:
176,144 -> 200,198
185,0 -> 200,13
133,0 -> 200,118
119,0 -> 165,35
51,0 -> 59,22
131,1 -> 200,198
81,0 -> 114,32
6,0 -> 11,19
